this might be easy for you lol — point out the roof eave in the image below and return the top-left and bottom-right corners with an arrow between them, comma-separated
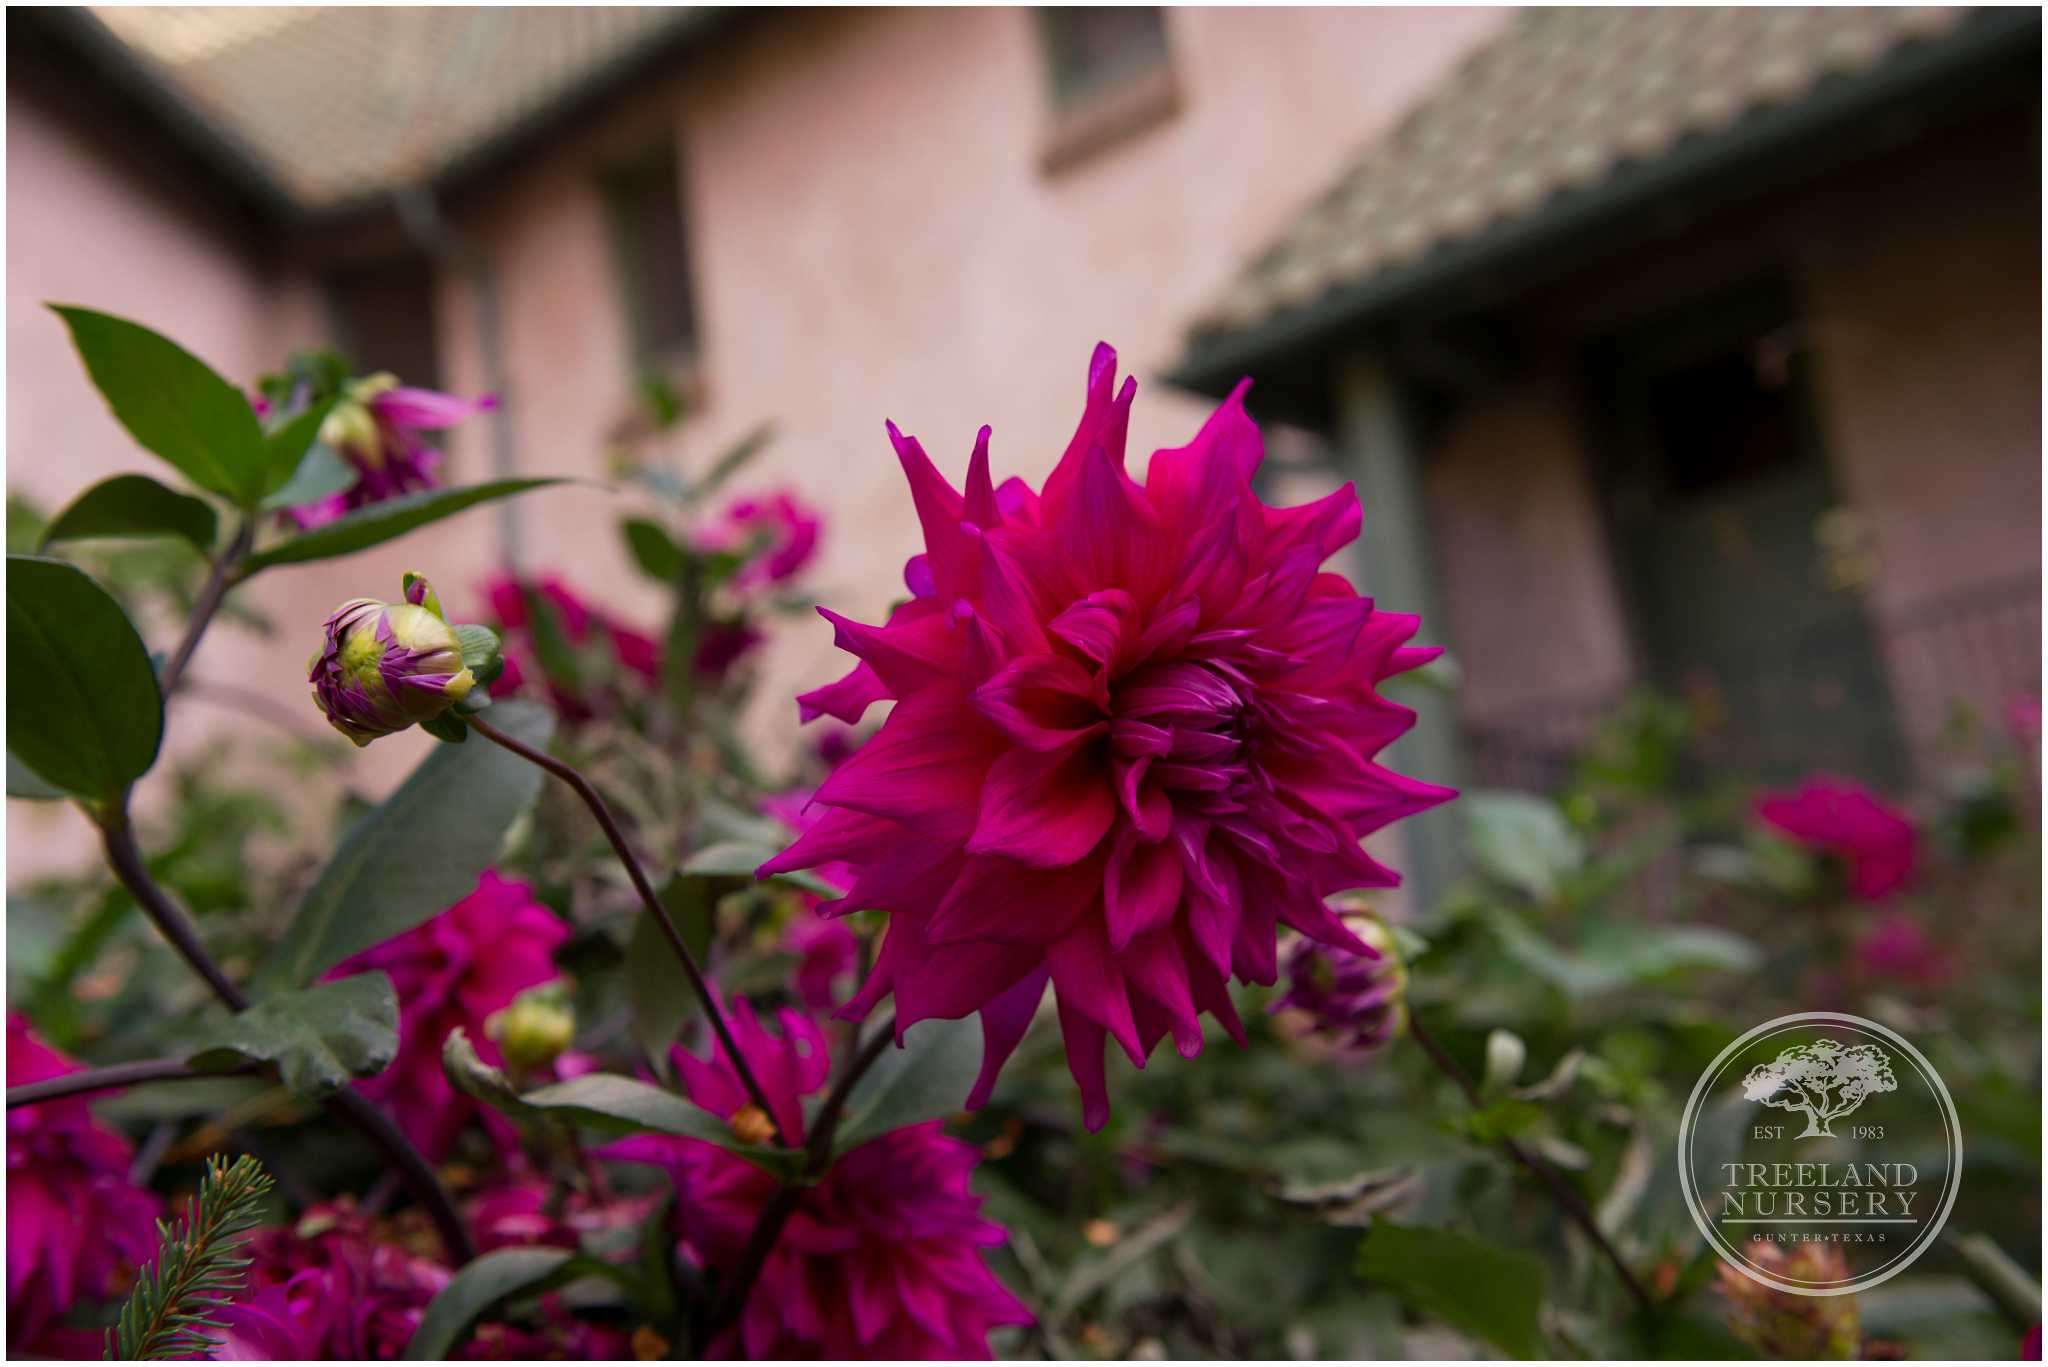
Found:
1166,7 -> 2042,401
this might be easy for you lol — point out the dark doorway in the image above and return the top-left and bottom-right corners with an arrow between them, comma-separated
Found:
323,256 -> 441,387
1583,279 -> 1905,787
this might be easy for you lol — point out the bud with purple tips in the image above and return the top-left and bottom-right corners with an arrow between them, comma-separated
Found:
1273,910 -> 1408,1059
309,572 -> 478,746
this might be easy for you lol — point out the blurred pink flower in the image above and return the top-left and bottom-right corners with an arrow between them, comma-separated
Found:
761,343 -> 1453,1129
286,376 -> 496,529
1273,923 -> 1406,1060
699,489 -> 823,589
606,998 -> 1030,1358
1756,775 -> 1917,901
479,572 -> 759,717
6,1016 -> 161,1351
2008,692 -> 2041,747
233,1203 -> 448,1360
328,871 -> 567,1159
783,913 -> 860,1014
1855,912 -> 1952,990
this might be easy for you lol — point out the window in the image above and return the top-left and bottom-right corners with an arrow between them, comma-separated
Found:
1035,7 -> 1178,175
600,142 -> 699,367
323,257 -> 440,386
1039,7 -> 1168,106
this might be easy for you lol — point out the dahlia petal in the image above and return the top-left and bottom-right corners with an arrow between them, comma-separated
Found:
1105,827 -> 1184,950
1055,998 -> 1113,1133
372,385 -> 497,431
967,741 -> 1115,867
1262,481 -> 1362,561
760,805 -> 904,878
1047,589 -> 1137,666
797,660 -> 891,725
929,856 -> 1097,947
972,654 -> 1106,751
1121,929 -> 1204,1058
967,968 -> 1049,1108
888,420 -> 978,598
818,605 -> 959,698
815,694 -> 994,835
963,425 -> 999,529
1047,920 -> 1143,1066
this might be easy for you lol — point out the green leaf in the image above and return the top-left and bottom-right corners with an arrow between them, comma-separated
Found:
621,517 -> 684,582
1463,791 -> 1586,900
690,420 -> 775,499
260,397 -> 337,498
38,474 -> 218,554
627,874 -> 714,1065
685,838 -> 842,898
257,700 -> 554,988
402,1248 -> 576,1361
453,624 -> 504,687
260,441 -> 354,512
1486,909 -> 1758,999
184,973 -> 398,1100
51,305 -> 269,504
5,555 -> 164,803
833,1014 -> 982,1156
7,751 -> 68,801
238,479 -> 567,572
1357,1221 -> 1547,1359
441,1029 -> 796,1177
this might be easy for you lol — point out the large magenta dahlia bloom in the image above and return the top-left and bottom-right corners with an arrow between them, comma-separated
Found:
760,344 -> 1454,1128
6,1015 -> 162,1351
607,999 -> 1030,1358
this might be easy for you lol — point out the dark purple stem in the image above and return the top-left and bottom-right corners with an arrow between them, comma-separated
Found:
466,710 -> 792,1148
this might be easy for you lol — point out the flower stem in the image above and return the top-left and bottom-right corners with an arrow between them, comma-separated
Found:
159,518 -> 254,696
7,1057 -> 257,1109
466,710 -> 793,1148
699,1016 -> 898,1347
96,811 -> 476,1265
1406,1011 -> 1654,1315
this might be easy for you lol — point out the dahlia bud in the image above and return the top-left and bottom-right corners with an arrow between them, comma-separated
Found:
308,573 -> 475,747
320,373 -> 401,469
1273,911 -> 1408,1058
487,988 -> 575,1072
1717,1244 -> 1860,1359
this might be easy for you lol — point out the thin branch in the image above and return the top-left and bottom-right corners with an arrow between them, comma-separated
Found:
1407,1011 -> 1655,1314
96,811 -> 475,1265
699,1016 -> 899,1348
8,1058 -> 256,1109
467,710 -> 791,1147
159,519 -> 254,696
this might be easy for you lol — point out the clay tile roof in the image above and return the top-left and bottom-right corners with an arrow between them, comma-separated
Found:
1180,6 -> 1990,360
85,6 -> 705,210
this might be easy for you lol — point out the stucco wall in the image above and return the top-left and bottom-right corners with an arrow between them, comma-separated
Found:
433,6 -> 1507,762
1422,106 -> 2041,772
5,87 -> 461,878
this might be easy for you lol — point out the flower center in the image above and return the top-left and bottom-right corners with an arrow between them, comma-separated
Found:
1107,660 -> 1262,804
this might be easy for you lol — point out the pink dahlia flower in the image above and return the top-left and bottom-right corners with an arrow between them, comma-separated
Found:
286,375 -> 496,529
607,998 -> 1030,1358
760,343 -> 1455,1128
699,488 -> 825,589
1854,912 -> 1952,990
328,871 -> 567,1159
1755,775 -> 1917,901
6,1016 -> 162,1350
234,1203 -> 448,1359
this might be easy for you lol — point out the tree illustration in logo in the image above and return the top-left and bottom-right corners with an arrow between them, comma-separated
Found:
1741,1038 -> 1897,1139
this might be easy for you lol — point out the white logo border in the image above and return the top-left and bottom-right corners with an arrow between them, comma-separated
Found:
1676,1010 -> 1964,1298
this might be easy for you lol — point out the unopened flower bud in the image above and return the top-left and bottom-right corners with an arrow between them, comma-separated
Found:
487,989 -> 576,1072
729,1104 -> 775,1146
308,573 -> 475,747
1273,909 -> 1408,1059
1717,1244 -> 1860,1359
320,373 -> 401,470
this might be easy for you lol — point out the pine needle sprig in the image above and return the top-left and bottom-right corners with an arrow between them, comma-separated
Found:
105,1153 -> 274,1361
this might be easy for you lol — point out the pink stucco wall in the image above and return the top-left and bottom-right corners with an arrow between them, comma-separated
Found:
1423,106 -> 2041,769
434,6 -> 1507,761
5,87 -> 476,877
